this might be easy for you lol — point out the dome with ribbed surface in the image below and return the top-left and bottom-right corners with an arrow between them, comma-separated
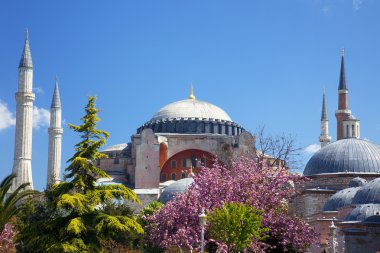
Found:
345,204 -> 380,222
352,178 -> 380,205
304,139 -> 380,176
323,187 -> 360,211
151,99 -> 232,122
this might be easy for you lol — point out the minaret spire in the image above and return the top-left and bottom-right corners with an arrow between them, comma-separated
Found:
320,87 -> 331,147
19,29 -> 33,69
335,48 -> 352,140
188,82 -> 196,100
338,48 -> 347,91
321,87 -> 328,121
11,31 -> 35,191
47,78 -> 63,187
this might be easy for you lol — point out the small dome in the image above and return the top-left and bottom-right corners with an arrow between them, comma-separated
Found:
304,139 -> 380,176
323,187 -> 361,211
352,178 -> 380,205
349,177 -> 367,188
345,204 -> 380,222
151,99 -> 232,122
159,178 -> 194,204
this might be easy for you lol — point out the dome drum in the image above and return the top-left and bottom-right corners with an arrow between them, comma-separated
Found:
137,118 -> 244,136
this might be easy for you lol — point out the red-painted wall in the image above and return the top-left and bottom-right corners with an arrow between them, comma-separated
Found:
160,149 -> 213,182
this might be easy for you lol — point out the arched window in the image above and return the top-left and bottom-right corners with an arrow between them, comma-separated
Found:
161,173 -> 167,182
171,160 -> 177,169
171,173 -> 176,180
181,172 -> 186,179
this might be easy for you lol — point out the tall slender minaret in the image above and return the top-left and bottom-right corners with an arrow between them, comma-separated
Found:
47,79 -> 63,187
320,88 -> 331,147
335,48 -> 352,140
11,30 -> 35,191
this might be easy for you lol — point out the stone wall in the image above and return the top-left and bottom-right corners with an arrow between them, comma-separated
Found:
339,223 -> 380,253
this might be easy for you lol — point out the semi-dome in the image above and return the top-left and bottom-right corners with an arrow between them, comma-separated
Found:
352,178 -> 380,205
323,187 -> 361,211
345,204 -> 380,222
159,178 -> 194,204
102,143 -> 128,152
151,98 -> 232,122
304,139 -> 380,176
349,177 -> 367,188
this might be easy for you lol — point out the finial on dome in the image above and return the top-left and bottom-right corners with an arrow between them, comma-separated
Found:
188,82 -> 196,100
341,47 -> 345,57
188,164 -> 195,178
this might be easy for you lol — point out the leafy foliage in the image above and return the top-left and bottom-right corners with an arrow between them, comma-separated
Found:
208,202 -> 268,252
0,173 -> 36,233
147,157 -> 317,252
137,201 -> 164,253
17,96 -> 143,253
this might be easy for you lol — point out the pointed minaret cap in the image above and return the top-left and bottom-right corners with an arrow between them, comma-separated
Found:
188,82 -> 196,100
19,29 -> 33,69
338,48 -> 347,90
321,87 -> 328,121
51,77 -> 61,108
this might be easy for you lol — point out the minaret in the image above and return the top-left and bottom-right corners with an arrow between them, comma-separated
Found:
335,48 -> 351,140
47,79 -> 63,187
319,88 -> 331,147
11,30 -> 35,191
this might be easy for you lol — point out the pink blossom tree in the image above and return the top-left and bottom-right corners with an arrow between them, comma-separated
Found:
0,223 -> 15,252
147,157 -> 317,252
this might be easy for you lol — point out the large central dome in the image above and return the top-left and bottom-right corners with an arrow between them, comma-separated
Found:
151,98 -> 232,122
304,139 -> 380,176
137,90 -> 244,136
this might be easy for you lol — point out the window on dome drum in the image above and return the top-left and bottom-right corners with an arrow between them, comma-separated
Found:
161,173 -> 167,181
181,172 -> 186,179
191,154 -> 196,167
182,158 -> 187,167
200,157 -> 205,166
171,160 -> 177,169
171,173 -> 176,180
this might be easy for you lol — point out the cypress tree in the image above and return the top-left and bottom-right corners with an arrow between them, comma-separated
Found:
17,96 -> 143,253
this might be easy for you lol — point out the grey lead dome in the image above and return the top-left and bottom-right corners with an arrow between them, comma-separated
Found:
352,178 -> 380,205
159,178 -> 194,204
304,139 -> 380,176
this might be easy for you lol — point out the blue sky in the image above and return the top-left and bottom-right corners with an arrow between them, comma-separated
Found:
1,0 -> 380,190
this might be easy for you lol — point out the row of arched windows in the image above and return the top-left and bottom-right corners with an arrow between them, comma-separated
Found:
161,172 -> 187,181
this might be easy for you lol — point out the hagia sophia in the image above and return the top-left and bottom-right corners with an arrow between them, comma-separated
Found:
9,32 -> 380,252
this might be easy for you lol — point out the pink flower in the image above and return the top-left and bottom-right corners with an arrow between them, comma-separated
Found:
146,157 -> 317,251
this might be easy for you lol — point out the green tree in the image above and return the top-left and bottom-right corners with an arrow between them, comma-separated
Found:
17,96 -> 143,253
208,202 -> 268,253
138,201 -> 164,253
0,174 -> 36,233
